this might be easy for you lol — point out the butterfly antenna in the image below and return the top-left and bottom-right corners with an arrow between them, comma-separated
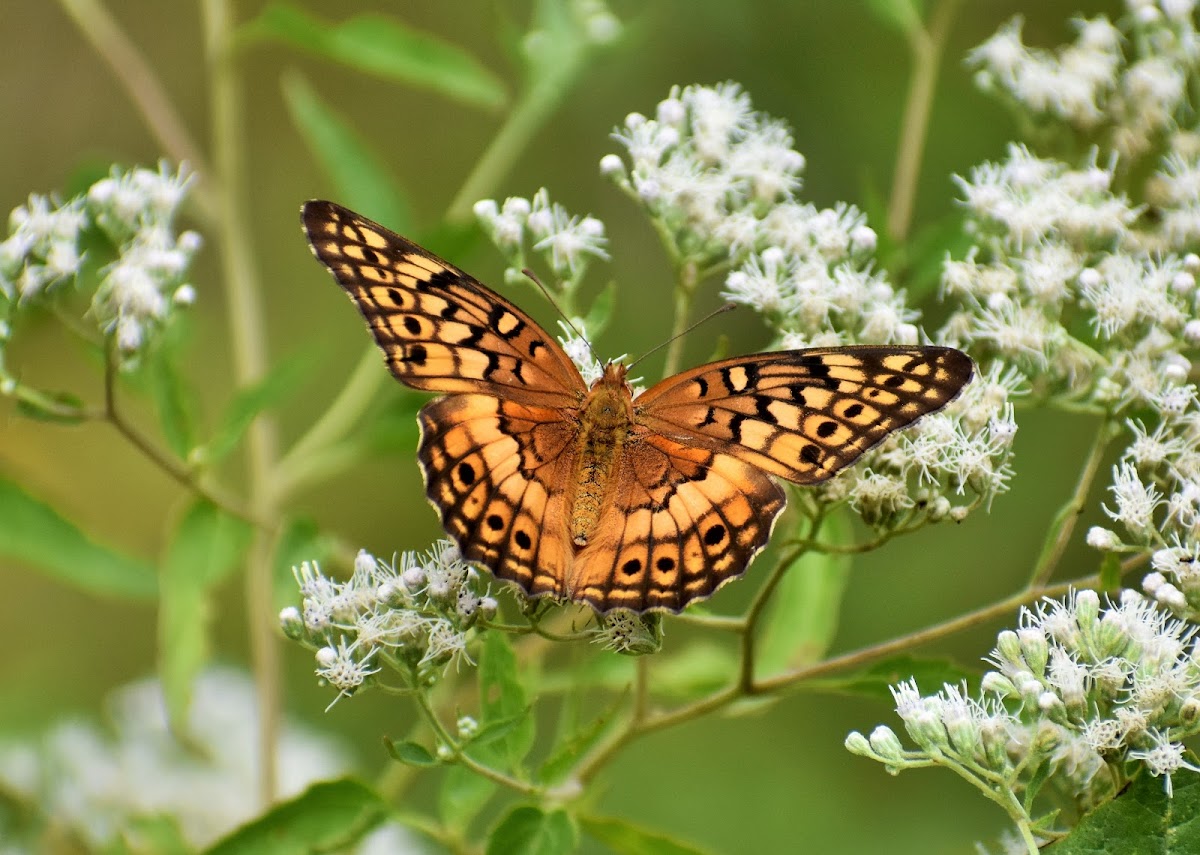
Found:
521,268 -> 602,365
626,302 -> 737,372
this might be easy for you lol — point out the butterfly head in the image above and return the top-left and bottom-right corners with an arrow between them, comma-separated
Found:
596,360 -> 630,389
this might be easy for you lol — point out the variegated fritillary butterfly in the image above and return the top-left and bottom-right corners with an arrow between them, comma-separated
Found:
302,201 -> 973,613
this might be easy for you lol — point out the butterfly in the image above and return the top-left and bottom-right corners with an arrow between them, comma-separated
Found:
302,200 -> 974,613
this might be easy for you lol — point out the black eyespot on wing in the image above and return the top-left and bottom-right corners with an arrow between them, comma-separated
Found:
703,524 -> 726,546
515,530 -> 532,550
621,558 -> 642,576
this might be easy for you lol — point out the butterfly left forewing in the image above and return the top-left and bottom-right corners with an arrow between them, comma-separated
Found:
302,200 -> 586,408
635,345 -> 974,484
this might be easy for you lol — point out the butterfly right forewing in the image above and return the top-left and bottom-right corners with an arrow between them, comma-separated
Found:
302,200 -> 586,409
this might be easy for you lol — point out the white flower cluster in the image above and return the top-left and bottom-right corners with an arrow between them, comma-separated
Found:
848,590 -> 1200,839
473,188 -> 608,290
969,4 -> 1199,159
0,162 -> 199,367
605,84 -> 1016,529
282,541 -> 497,703
0,669 -> 355,851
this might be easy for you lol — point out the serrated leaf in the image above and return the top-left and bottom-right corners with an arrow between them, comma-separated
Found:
486,807 -> 576,855
271,517 -> 335,614
282,71 -> 412,233
479,630 -> 535,767
1045,769 -> 1200,853
805,654 -> 977,703
199,351 -> 316,466
0,478 -> 156,599
580,815 -> 716,855
756,513 -> 852,677
203,778 -> 387,855
384,737 -> 438,767
469,711 -> 533,748
159,501 -> 252,736
243,3 -> 506,109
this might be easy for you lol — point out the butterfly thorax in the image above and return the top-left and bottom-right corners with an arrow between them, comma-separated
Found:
570,363 -> 636,549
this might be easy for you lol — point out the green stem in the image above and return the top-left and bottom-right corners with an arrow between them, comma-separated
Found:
56,0 -> 217,222
661,260 -> 699,379
203,0 -> 281,806
1028,417 -> 1114,588
446,68 -> 585,225
886,0 -> 960,243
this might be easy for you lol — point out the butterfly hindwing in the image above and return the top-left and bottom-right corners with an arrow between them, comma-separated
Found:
302,200 -> 586,408
634,346 -> 974,484
569,435 -> 786,612
417,394 -> 578,599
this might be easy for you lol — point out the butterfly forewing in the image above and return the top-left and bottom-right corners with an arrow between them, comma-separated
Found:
635,346 -> 974,484
302,200 -> 586,408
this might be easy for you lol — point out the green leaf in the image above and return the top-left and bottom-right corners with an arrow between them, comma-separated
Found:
384,737 -> 438,767
538,693 -> 624,785
804,654 -> 977,703
582,280 -> 617,338
119,814 -> 191,855
145,321 -> 197,459
271,517 -> 336,614
1100,551 -> 1123,592
0,478 -> 156,599
159,501 -> 252,736
242,3 -> 506,109
863,0 -> 924,35
204,778 -> 387,855
540,643 -> 735,699
479,630 -> 535,767
580,815 -> 716,855
756,512 -> 853,677
14,389 -> 87,424
1046,768 -> 1200,853
199,351 -> 316,466
439,764 -> 497,829
282,71 -> 412,233
486,807 -> 576,855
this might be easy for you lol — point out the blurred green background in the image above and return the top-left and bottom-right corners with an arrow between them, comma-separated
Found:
0,1 -> 1122,852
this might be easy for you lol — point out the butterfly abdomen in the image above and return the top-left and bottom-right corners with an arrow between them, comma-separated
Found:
570,371 -> 636,550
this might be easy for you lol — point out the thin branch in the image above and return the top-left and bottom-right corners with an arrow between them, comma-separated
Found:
202,0 -> 282,805
886,0 -> 961,242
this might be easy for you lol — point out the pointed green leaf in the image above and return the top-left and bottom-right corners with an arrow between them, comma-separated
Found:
538,693 -> 624,785
198,351 -> 316,466
479,630 -> 535,766
1100,551 -> 1122,592
582,280 -> 617,338
14,388 -> 87,423
283,71 -> 412,233
242,3 -> 506,109
805,654 -> 977,703
439,764 -> 497,829
159,501 -> 252,735
580,815 -> 716,855
1045,768 -> 1200,853
756,512 -> 852,677
486,807 -> 576,855
863,0 -> 924,35
0,478 -> 156,599
271,517 -> 336,614
119,814 -> 191,855
384,737 -> 438,767
145,322 -> 197,459
204,778 -> 387,855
